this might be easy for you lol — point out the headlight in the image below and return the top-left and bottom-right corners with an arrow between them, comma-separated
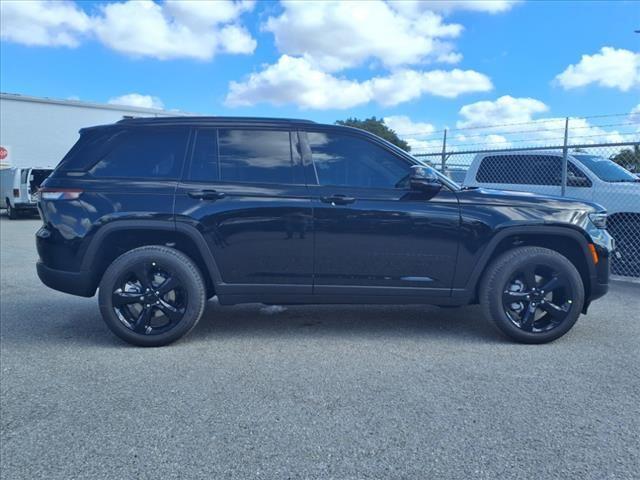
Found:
588,212 -> 607,229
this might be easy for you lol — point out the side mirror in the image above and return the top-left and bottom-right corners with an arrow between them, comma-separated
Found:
410,166 -> 442,196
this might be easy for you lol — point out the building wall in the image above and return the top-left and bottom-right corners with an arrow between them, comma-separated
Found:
0,94 -> 181,169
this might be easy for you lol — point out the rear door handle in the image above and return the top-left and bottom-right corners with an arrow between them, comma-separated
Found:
320,194 -> 356,205
187,190 -> 226,201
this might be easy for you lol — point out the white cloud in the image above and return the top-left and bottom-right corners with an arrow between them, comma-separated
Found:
457,95 -> 549,128
226,56 -> 492,109
108,93 -> 164,109
93,0 -> 256,60
555,47 -> 640,92
371,69 -> 492,105
0,0 -> 91,47
456,96 -> 634,144
384,116 -> 438,151
384,116 -> 435,136
392,1 -> 519,15
263,1 -> 463,72
225,56 -> 372,109
1,0 -> 256,60
402,96 -> 637,153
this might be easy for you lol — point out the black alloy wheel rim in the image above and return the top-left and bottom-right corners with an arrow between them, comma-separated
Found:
112,261 -> 188,335
502,264 -> 574,333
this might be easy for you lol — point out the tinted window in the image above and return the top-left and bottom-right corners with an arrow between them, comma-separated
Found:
476,155 -> 562,185
306,132 -> 409,188
89,128 -> 188,179
57,129 -> 113,171
573,154 -> 638,182
188,129 -> 219,182
218,129 -> 295,184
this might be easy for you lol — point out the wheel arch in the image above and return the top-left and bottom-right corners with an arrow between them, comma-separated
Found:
81,220 -> 222,297
467,226 -> 596,306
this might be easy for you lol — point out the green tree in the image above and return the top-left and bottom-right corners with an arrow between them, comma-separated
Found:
335,116 -> 411,152
610,145 -> 640,173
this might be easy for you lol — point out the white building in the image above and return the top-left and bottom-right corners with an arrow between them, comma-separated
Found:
0,93 -> 186,169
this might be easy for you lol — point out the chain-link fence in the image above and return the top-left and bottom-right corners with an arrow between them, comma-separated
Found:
411,115 -> 640,279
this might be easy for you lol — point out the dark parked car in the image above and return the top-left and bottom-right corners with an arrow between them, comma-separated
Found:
36,117 -> 612,346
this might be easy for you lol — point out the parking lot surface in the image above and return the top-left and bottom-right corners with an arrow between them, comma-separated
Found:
1,215 -> 639,479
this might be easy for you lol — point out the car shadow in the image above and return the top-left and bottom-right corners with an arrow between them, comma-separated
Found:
1,295 -> 503,350
190,300 -> 502,345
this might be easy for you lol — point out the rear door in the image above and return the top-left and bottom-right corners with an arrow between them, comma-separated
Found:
175,127 -> 313,295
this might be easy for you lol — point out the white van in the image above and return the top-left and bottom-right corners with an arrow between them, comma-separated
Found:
463,151 -> 640,276
0,167 -> 53,219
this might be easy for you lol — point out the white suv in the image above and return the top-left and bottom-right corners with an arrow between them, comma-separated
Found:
463,151 -> 640,276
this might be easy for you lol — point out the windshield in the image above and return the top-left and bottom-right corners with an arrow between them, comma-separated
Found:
573,154 -> 638,182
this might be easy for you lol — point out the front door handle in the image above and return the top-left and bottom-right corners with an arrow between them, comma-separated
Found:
320,194 -> 356,205
187,190 -> 226,201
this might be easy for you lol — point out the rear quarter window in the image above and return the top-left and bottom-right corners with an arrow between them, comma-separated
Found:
58,127 -> 189,180
88,128 -> 188,179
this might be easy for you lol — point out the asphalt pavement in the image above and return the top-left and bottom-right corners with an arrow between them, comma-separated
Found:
1,214 -> 639,479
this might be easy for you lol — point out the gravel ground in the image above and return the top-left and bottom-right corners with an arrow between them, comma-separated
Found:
1,215 -> 639,479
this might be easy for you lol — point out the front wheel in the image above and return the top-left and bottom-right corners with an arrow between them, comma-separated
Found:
480,247 -> 584,344
98,246 -> 207,347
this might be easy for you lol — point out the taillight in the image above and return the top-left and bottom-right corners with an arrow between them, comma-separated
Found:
40,188 -> 83,200
12,189 -> 19,197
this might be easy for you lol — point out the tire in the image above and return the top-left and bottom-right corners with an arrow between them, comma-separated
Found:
480,246 -> 585,344
6,200 -> 17,220
98,246 -> 207,347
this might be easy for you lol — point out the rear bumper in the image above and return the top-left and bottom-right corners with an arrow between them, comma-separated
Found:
36,261 -> 95,297
11,202 -> 37,210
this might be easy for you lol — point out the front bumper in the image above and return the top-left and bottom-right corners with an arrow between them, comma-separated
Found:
36,261 -> 96,297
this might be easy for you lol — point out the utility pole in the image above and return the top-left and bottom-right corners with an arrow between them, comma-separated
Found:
441,129 -> 447,173
561,117 -> 569,196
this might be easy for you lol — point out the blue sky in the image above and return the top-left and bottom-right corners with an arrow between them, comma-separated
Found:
1,1 -> 638,150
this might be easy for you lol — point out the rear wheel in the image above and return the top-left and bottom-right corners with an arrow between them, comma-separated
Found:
480,247 -> 584,344
6,200 -> 17,219
98,246 -> 206,347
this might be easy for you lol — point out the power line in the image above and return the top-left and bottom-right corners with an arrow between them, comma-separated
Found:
397,113 -> 636,138
400,122 -> 639,141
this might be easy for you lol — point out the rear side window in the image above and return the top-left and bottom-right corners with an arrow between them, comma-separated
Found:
217,129 -> 296,184
188,129 -> 219,182
476,155 -> 562,185
305,131 -> 409,188
89,128 -> 188,179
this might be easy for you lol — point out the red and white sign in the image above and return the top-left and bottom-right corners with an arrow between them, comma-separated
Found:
0,146 -> 8,160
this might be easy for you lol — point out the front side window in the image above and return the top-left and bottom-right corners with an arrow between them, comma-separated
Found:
573,154 -> 638,183
306,131 -> 409,188
89,128 -> 188,179
218,129 -> 295,184
476,155 -> 562,185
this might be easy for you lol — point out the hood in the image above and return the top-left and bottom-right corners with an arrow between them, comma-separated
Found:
456,187 -> 604,213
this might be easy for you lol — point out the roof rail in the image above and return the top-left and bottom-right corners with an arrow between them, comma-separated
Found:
116,116 -> 316,125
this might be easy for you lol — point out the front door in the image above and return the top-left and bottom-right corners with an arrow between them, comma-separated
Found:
175,128 -> 313,295
299,130 -> 460,296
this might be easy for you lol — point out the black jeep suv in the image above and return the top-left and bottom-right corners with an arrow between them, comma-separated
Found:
36,117 -> 612,346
